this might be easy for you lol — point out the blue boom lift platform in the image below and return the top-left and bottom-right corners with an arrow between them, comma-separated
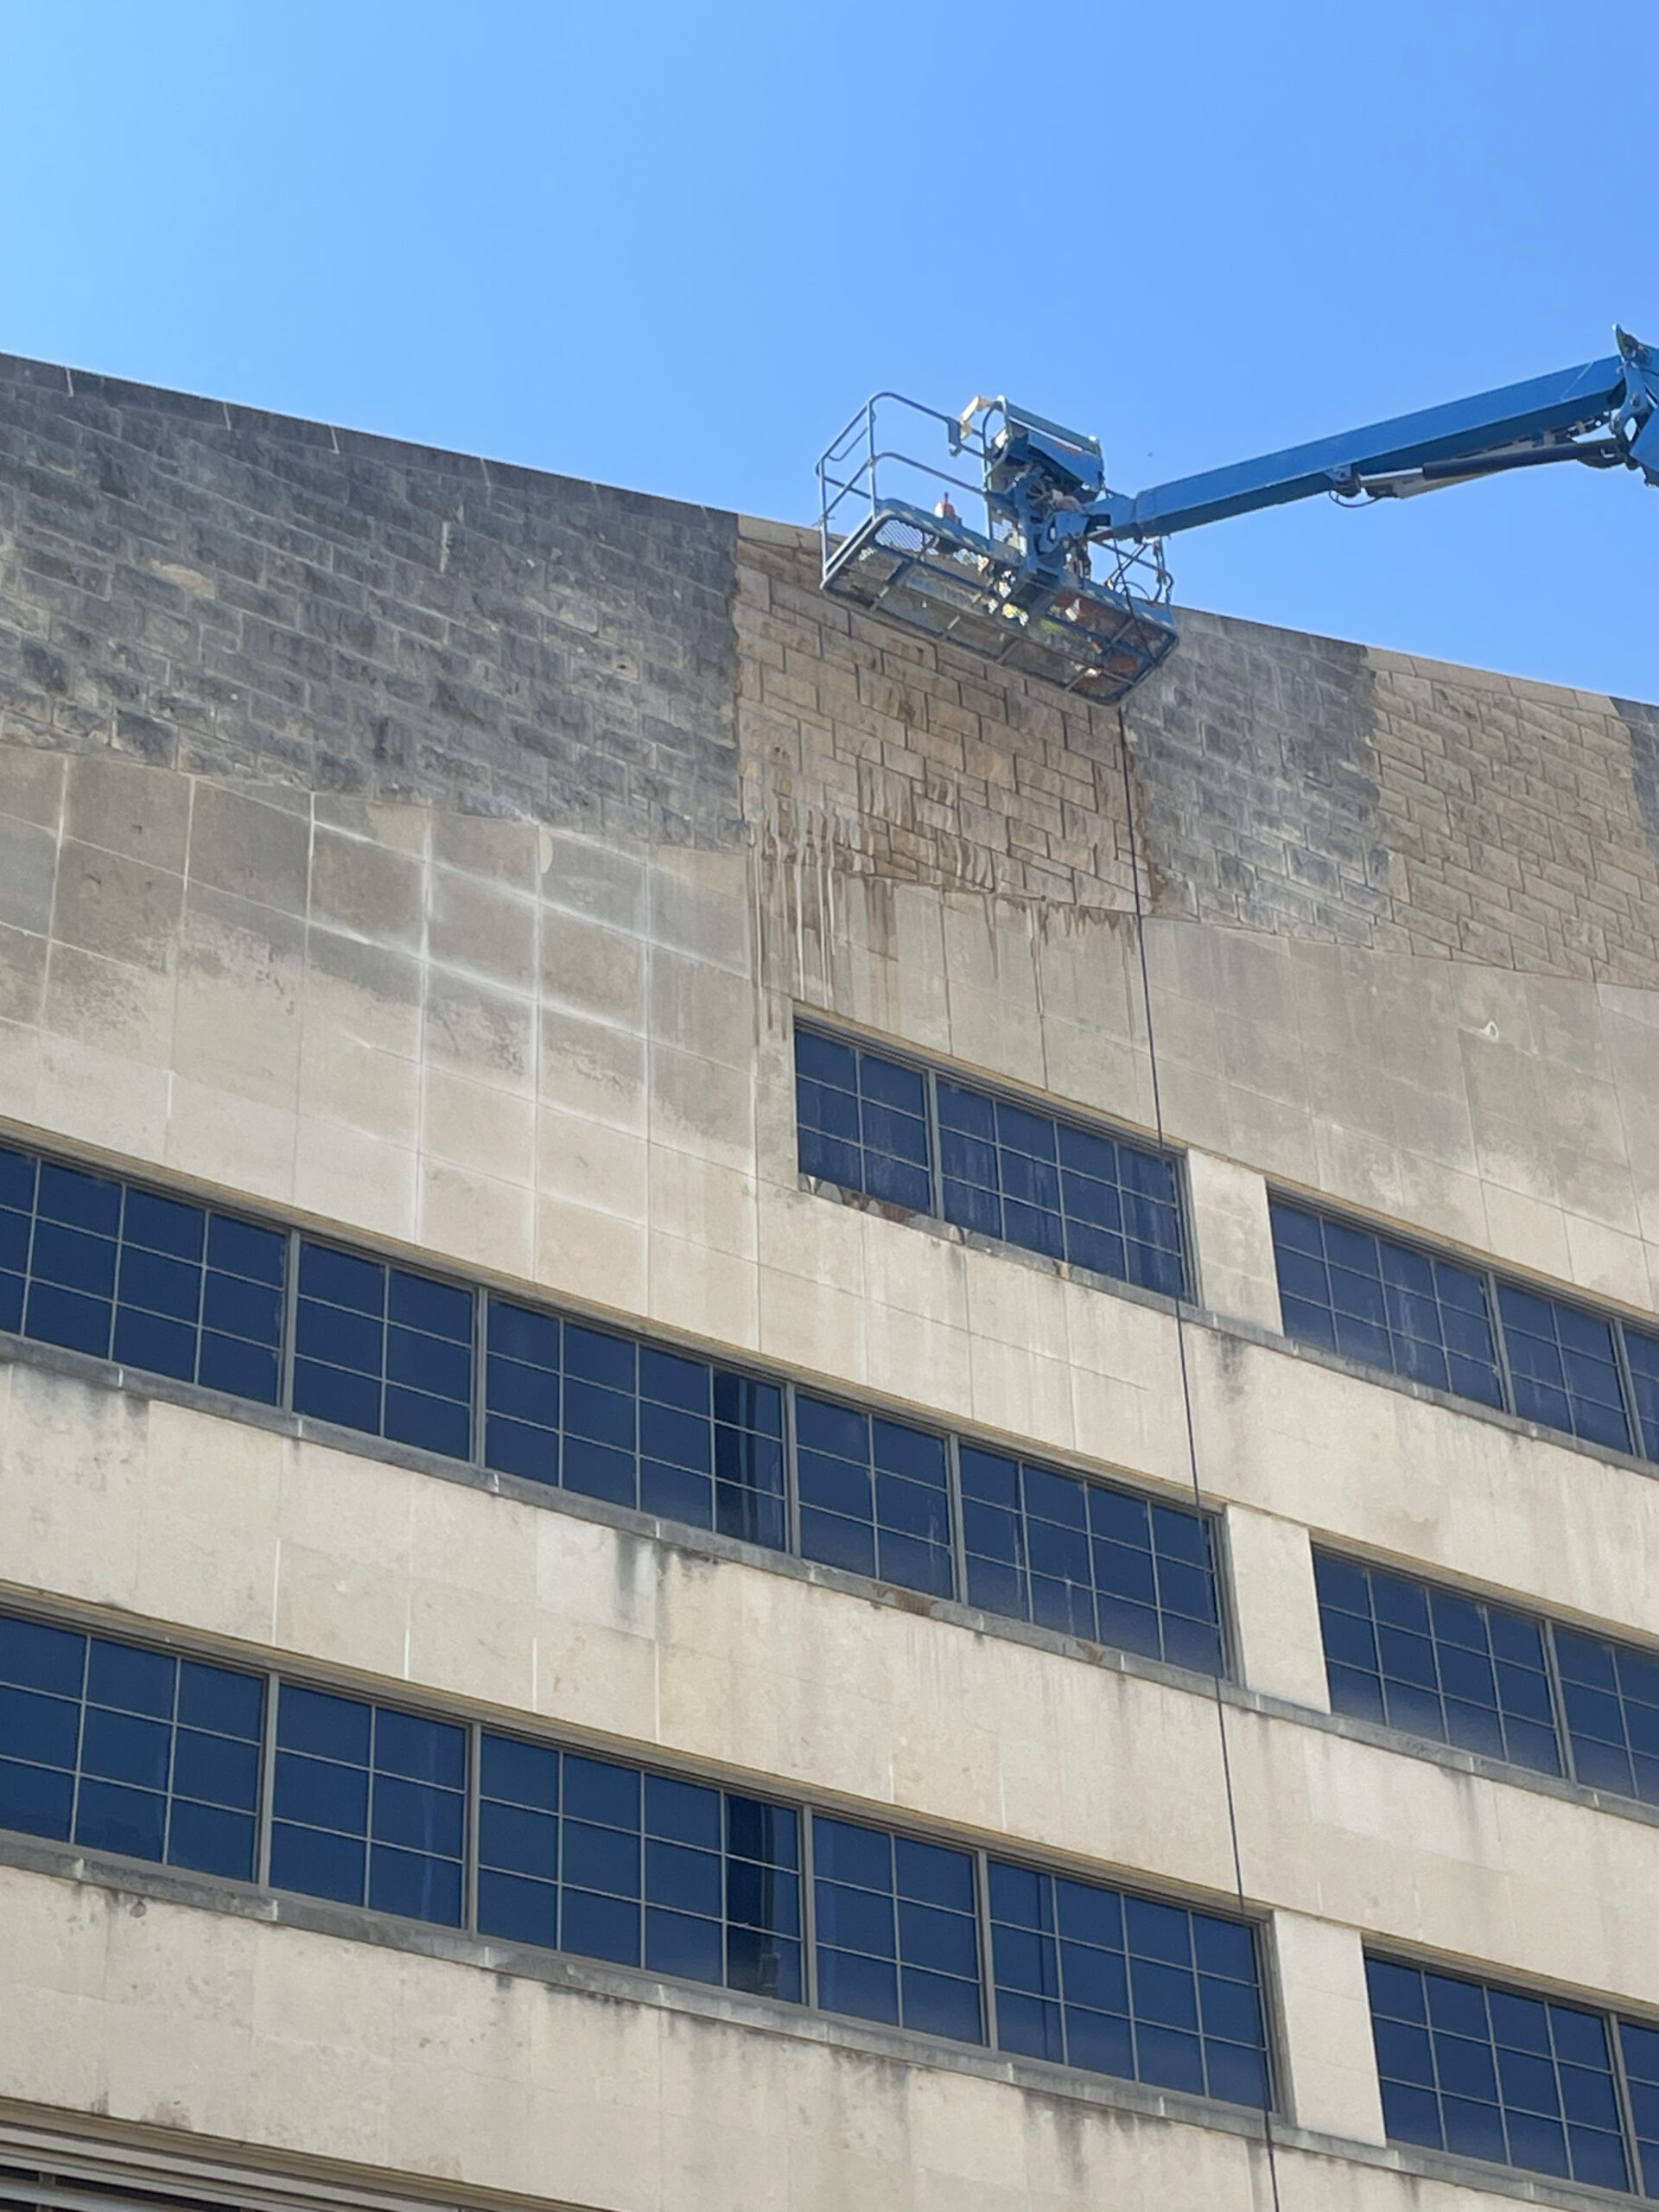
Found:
817,330 -> 1659,704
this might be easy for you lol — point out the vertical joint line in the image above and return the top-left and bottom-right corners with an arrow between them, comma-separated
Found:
1116,709 -> 1284,2212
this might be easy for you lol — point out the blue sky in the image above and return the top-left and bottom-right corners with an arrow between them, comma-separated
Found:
3,2 -> 1655,698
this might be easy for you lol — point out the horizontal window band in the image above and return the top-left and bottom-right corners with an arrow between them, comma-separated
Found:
0,1129 -> 1227,1687
793,1020 -> 1192,1305
1367,1948 -> 1659,2202
1272,1193 -> 1659,1476
0,1601 -> 1272,2116
1317,1548 -> 1659,1819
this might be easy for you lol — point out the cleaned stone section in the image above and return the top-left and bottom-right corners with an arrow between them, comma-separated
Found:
736,518 -> 1141,915
0,353 -> 741,844
743,516 -> 1659,985
1370,660 -> 1659,984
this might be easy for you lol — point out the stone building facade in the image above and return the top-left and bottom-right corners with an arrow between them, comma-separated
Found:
4,352 -> 1659,2212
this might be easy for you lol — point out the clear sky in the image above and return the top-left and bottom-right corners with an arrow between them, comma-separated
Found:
3,1 -> 1655,699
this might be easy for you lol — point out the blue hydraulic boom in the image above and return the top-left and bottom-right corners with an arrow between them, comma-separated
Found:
817,329 -> 1659,705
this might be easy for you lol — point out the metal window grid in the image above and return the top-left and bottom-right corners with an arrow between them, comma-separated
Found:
1366,1951 -> 1659,2197
0,1135 -> 1224,1686
793,1020 -> 1192,1304
1272,1193 -> 1659,1465
1316,1547 -> 1659,1811
0,1601 -> 1272,2107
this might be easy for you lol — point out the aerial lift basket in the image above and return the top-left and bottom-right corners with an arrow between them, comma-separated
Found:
817,393 -> 1178,706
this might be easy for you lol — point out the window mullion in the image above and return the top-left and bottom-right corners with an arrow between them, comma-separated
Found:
471,1293 -> 488,1470
105,1183 -> 125,1365
974,1847 -> 998,2053
256,1669 -> 280,1887
1607,2011 -> 1645,2195
68,1634 -> 90,1854
1611,1318 -> 1645,1460
783,1385 -> 802,1561
1488,1271 -> 1518,1417
946,1433 -> 968,1609
925,1067 -> 944,1221
1540,1621 -> 1578,1786
799,1807 -> 820,2013
465,1719 -> 483,1934
279,1230 -> 302,1412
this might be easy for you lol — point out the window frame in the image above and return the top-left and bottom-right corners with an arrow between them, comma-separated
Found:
1365,1945 -> 1659,2200
0,1598 -> 1274,2112
0,1133 -> 1229,1688
1270,1190 -> 1659,1467
1314,1545 -> 1659,1814
793,1015 -> 1194,1306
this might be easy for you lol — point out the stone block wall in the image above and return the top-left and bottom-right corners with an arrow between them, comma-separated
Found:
0,354 -> 740,844
7,348 -> 1659,989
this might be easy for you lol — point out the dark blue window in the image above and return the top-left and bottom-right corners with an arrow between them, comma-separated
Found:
1272,1198 -> 1659,1464
938,1081 -> 1185,1296
1554,1628 -> 1659,1806
1314,1555 -> 1560,1774
483,1300 -> 787,1548
1622,2018 -> 1659,2198
293,1243 -> 474,1460
0,1144 -> 283,1402
795,1395 -> 953,1597
1272,1202 -> 1503,1407
813,1816 -> 982,2044
270,1684 -> 465,1925
794,1029 -> 931,1211
1497,1284 -> 1631,1453
1367,1957 -> 1629,2191
0,1611 -> 264,1879
792,1027 -> 1186,1298
960,1447 -> 1222,1673
1623,1328 -> 1659,1462
476,1733 -> 801,2000
990,1861 -> 1268,2106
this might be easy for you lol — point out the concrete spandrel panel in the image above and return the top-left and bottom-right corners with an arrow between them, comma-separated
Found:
1186,1327 -> 1659,1644
14,1382 -> 1659,2004
0,1865 -> 1620,2212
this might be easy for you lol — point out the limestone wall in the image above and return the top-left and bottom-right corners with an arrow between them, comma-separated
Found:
3,352 -> 1659,2212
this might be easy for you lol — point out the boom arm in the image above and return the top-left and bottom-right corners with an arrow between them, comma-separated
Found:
1053,328 -> 1659,549
816,328 -> 1659,708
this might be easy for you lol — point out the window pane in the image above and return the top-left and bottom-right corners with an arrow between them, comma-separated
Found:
795,1027 -> 1186,1294
1273,1205 -> 1502,1409
1316,1553 -> 1562,1776
794,1028 -> 931,1211
483,1297 -> 785,1552
1554,1624 -> 1659,1807
1497,1283 -> 1631,1453
796,1396 -> 954,1600
296,1244 -> 473,1460
1368,1957 -> 1625,2191
0,1611 -> 262,1879
990,1860 -> 1266,2104
815,1815 -> 979,2043
476,1732 -> 801,2005
961,1452 -> 1220,1673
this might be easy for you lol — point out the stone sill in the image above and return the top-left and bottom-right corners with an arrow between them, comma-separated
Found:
803,1167 -> 1659,1503
7,1326 -> 1659,1845
1,1844 -> 1649,2212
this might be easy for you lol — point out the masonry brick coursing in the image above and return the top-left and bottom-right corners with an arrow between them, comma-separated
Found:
1367,668 -> 1659,982
4,351 -> 1659,986
0,353 -> 741,846
735,520 -> 1140,916
741,520 -> 1659,987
